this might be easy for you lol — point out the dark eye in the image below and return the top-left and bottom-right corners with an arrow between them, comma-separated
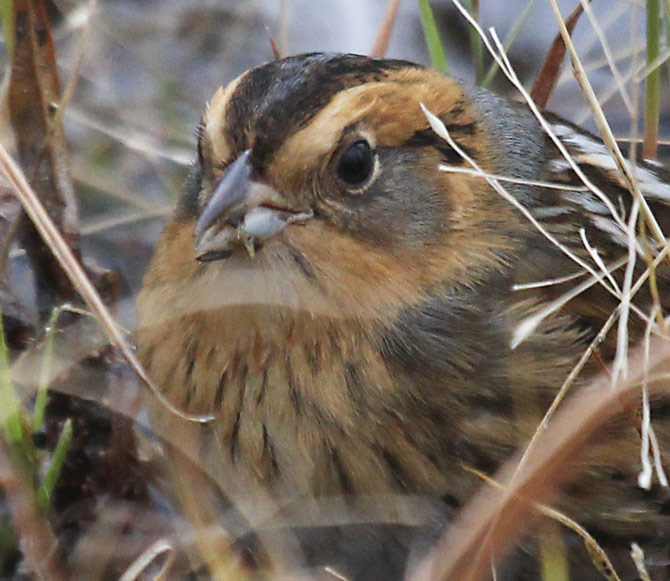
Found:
336,140 -> 375,188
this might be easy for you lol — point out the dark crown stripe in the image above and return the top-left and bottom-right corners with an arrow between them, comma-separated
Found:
224,53 -> 423,169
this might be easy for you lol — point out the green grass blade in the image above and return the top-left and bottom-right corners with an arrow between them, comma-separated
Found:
463,0 -> 484,82
418,0 -> 448,72
0,306 -> 23,445
32,307 -> 62,433
539,523 -> 569,581
0,0 -> 13,62
38,419 -> 72,507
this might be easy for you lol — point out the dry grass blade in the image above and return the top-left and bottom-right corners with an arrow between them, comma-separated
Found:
634,49 -> 670,86
578,0 -> 633,115
268,31 -> 282,60
118,539 -> 174,581
423,106 -> 621,305
442,6 -> 666,372
370,0 -> 402,58
80,206 -> 172,236
438,165 -> 591,192
530,1 -> 585,108
542,0 -> 666,387
447,0 -> 628,234
546,0 -> 667,249
513,247 -> 670,485
66,106 -> 192,165
463,467 -> 622,581
49,0 -> 98,134
637,305 -> 668,489
411,327 -> 670,581
630,543 -> 652,581
0,144 -> 214,424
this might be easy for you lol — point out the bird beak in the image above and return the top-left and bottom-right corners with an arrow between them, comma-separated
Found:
194,149 -> 312,261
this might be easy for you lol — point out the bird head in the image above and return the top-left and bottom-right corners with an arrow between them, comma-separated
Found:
143,53 -> 528,321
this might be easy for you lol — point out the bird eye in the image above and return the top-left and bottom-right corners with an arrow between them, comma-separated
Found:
336,140 -> 374,188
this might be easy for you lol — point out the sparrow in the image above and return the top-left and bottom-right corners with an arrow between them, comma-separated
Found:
136,53 -> 670,580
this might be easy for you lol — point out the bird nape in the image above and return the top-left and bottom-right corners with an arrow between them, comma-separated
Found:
136,53 -> 670,580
